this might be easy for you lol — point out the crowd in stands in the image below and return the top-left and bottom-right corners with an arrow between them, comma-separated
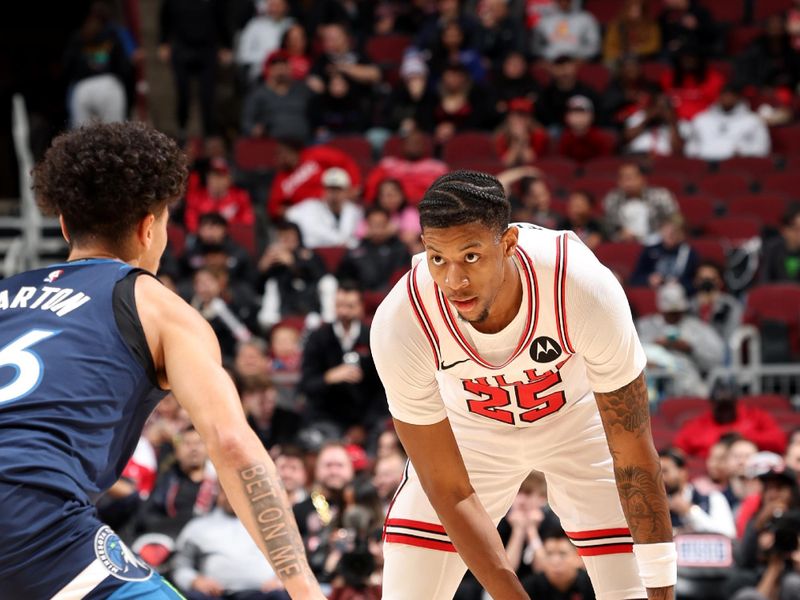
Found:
53,0 -> 800,597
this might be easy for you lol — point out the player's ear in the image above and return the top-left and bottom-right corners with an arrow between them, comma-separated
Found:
501,225 -> 519,257
136,213 -> 157,249
58,215 -> 71,245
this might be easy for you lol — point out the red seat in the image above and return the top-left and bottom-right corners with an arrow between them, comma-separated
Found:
315,246 -> 348,273
652,427 -> 677,451
704,216 -> 762,244
770,125 -> 800,155
167,223 -> 186,257
594,241 -> 643,282
744,284 -> 800,356
572,175 -> 616,203
647,173 -> 687,196
696,173 -> 753,199
755,0 -> 792,21
659,396 -> 708,427
363,290 -> 388,317
578,62 -> 611,92
690,238 -> 728,265
234,137 -> 278,171
761,172 -> 800,197
365,34 -> 412,67
651,156 -> 710,180
686,455 -> 708,480
728,26 -> 763,54
706,0 -> 744,23
382,133 -> 434,159
582,156 -> 628,178
448,157 -> 505,174
584,0 -> 625,24
228,222 -> 256,257
716,156 -> 777,179
739,394 -> 792,412
777,412 -> 800,434
326,136 -> 374,165
442,132 -> 497,164
727,194 -> 788,227
626,287 -> 658,318
535,157 -> 578,186
642,61 -> 669,84
677,194 -> 717,235
531,63 -> 552,87
709,60 -> 733,82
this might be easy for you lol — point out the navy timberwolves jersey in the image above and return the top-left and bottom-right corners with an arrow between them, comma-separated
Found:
0,259 -> 168,598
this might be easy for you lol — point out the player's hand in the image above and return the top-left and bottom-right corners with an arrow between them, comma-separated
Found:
192,575 -> 224,596
324,364 -> 363,385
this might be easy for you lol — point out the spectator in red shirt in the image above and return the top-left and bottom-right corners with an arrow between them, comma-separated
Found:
363,130 -> 448,205
183,158 -> 254,233
494,97 -> 549,168
674,381 -> 787,459
267,137 -> 362,220
557,95 -> 614,163
660,45 -> 725,121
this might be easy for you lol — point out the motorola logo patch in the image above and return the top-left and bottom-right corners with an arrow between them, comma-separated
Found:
530,336 -> 562,363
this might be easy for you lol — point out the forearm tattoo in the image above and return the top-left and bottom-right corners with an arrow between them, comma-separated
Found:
596,373 -> 673,544
240,464 -> 315,584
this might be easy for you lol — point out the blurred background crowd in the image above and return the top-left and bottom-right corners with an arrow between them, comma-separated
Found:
4,0 -> 800,598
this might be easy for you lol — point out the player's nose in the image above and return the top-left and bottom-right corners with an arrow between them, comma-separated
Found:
444,264 -> 469,290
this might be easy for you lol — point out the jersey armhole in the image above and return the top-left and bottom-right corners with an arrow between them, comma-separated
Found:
113,270 -> 164,390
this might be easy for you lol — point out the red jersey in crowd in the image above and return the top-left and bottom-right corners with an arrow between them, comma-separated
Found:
184,185 -> 255,233
267,145 -> 362,219
363,156 -> 448,205
674,405 -> 787,458
660,68 -> 725,121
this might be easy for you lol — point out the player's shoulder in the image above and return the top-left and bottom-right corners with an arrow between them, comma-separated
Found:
371,257 -> 434,345
134,273 -> 216,341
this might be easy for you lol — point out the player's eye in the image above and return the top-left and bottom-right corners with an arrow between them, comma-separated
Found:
430,255 -> 445,266
464,253 -> 479,264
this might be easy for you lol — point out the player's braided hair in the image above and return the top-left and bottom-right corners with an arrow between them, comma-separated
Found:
419,170 -> 510,235
33,121 -> 187,246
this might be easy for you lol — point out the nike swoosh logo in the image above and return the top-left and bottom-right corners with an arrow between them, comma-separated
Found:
440,358 -> 471,370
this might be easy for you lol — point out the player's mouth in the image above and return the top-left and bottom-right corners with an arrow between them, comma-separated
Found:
450,297 -> 478,312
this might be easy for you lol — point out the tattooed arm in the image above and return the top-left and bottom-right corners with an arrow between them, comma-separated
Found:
595,371 -> 674,600
137,275 -> 324,600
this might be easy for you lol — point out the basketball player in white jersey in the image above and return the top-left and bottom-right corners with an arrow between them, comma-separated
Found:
371,171 -> 675,599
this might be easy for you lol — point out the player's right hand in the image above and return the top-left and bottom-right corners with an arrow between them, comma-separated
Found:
192,575 -> 224,596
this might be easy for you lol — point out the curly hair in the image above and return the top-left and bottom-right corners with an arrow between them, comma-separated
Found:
33,121 -> 187,245
418,170 -> 510,235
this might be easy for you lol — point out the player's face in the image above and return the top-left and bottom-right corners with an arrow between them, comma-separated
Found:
423,222 -> 518,325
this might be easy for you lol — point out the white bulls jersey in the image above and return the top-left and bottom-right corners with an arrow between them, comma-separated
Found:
371,224 -> 647,431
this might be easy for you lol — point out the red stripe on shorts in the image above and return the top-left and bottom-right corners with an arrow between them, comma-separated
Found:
385,518 -> 447,535
564,527 -> 631,540
575,543 -> 634,556
384,533 -> 457,552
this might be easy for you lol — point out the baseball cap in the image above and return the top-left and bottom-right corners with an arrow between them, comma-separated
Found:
509,97 -> 534,114
265,49 -> 290,67
656,282 -> 689,313
746,451 -> 785,480
400,53 -> 428,79
322,167 -> 351,189
758,463 -> 798,487
345,444 -> 370,472
566,95 -> 594,113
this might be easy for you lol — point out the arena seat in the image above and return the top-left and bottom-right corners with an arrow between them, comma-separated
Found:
365,34 -> 411,68
626,287 -> 658,318
770,124 -> 800,155
535,157 -> 579,186
442,132 -> 497,164
727,194 -> 788,227
315,246 -> 348,274
382,133 -> 434,158
448,157 -> 505,174
228,222 -> 256,257
704,216 -> 762,243
676,194 -> 717,235
689,238 -> 728,265
705,0 -> 744,23
584,0 -> 624,24
715,156 -> 777,178
744,284 -> 800,357
571,176 -> 616,204
739,394 -> 792,412
727,25 -> 763,54
647,173 -> 688,196
650,156 -> 709,179
582,156 -> 627,178
641,61 -> 669,84
754,0 -> 793,21
696,173 -> 753,198
761,172 -> 800,197
167,223 -> 186,258
658,396 -> 708,427
326,136 -> 374,166
234,137 -> 278,171
593,241 -> 643,282
577,62 -> 611,92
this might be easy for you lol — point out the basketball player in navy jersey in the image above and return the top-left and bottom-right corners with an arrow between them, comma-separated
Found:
0,123 -> 324,600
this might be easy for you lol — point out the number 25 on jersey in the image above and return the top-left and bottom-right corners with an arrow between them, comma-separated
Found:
0,329 -> 60,404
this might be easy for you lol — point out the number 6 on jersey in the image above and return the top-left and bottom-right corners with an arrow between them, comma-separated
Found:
0,329 -> 60,404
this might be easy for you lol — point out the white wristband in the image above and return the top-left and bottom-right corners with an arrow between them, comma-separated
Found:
633,542 -> 677,588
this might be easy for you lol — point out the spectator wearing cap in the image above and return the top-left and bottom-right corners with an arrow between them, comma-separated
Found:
674,381 -> 787,459
736,452 -> 792,536
235,0 -> 294,84
761,209 -> 800,284
241,49 -> 313,140
478,0 -> 527,67
267,138 -> 362,220
659,448 -> 736,536
690,261 -> 743,344
183,158 -> 254,234
636,281 -> 725,396
364,130 -> 448,205
683,84 -> 771,161
285,168 -> 363,249
432,62 -> 497,145
536,55 -> 601,128
181,212 -> 255,285
494,98 -> 550,167
630,215 -> 699,291
557,95 -> 614,163
531,0 -> 600,61
603,162 -> 679,243
384,52 -> 438,133
602,0 -> 661,66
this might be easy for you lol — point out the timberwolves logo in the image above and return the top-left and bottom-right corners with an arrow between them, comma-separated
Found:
530,336 -> 562,363
43,269 -> 64,283
94,526 -> 153,581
